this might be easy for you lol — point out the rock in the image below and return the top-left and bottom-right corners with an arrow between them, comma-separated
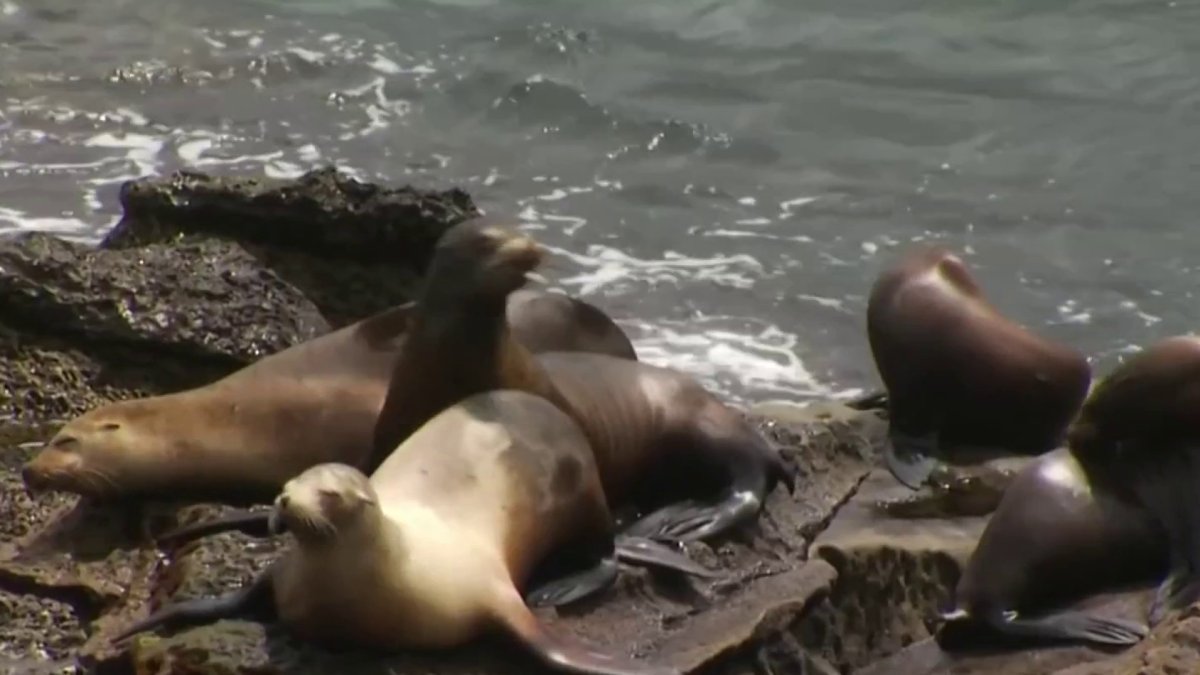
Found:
0,232 -> 327,424
100,167 -> 480,326
0,232 -> 328,365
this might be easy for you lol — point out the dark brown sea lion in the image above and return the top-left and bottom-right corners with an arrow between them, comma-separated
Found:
866,246 -> 1092,489
1067,334 -> 1200,624
20,289 -> 637,504
941,447 -> 1164,646
110,390 -> 704,675
369,216 -> 792,545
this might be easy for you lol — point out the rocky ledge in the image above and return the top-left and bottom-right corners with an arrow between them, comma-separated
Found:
0,167 -> 1192,675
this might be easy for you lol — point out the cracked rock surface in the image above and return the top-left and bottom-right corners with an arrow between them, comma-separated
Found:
1,167 -> 1192,674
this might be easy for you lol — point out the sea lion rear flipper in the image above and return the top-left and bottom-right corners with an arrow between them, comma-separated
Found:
987,610 -> 1148,647
493,585 -> 681,675
524,556 -> 619,608
885,431 -> 941,489
109,571 -> 274,645
613,536 -> 720,579
157,509 -> 274,547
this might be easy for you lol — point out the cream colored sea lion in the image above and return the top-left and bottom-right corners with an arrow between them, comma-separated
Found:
941,447 -> 1163,647
369,216 -> 793,545
1067,334 -> 1200,624
866,246 -> 1092,489
21,289 -> 637,504
110,390 -> 700,675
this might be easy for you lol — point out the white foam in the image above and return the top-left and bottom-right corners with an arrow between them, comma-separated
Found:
0,205 -> 90,234
780,196 -> 817,211
369,54 -> 403,75
620,317 -> 836,404
543,242 -> 764,295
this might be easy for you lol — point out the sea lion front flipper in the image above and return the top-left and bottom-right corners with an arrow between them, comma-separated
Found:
524,556 -> 619,608
493,585 -> 681,675
846,389 -> 888,411
613,536 -> 720,579
620,493 -> 760,544
109,570 -> 274,645
987,609 -> 1148,647
1148,562 -> 1200,625
156,509 -> 275,546
885,430 -> 941,490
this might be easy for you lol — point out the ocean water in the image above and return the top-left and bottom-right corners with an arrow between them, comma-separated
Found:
3,0 -> 1200,405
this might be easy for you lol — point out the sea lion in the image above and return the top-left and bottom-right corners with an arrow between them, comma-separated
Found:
21,289 -> 637,504
866,246 -> 1092,489
1066,334 -> 1200,624
940,446 -> 1164,647
110,390 -> 698,675
369,216 -> 793,545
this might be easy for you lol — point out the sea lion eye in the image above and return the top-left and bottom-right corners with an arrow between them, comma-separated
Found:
318,488 -> 344,502
51,435 -> 79,449
101,423 -> 120,432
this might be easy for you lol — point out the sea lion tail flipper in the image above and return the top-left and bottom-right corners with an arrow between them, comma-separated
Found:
157,509 -> 275,547
992,610 -> 1148,647
613,535 -> 721,579
885,431 -> 940,489
109,572 -> 273,645
493,586 -> 680,675
524,556 -> 619,608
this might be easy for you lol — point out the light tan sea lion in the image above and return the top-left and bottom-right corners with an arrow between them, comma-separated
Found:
110,390 -> 700,675
866,245 -> 1091,489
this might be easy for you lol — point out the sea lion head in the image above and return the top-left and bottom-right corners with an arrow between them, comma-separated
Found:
269,463 -> 379,543
22,400 -> 167,499
426,217 -> 544,299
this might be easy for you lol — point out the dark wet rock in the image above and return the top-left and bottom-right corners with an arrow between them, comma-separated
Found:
0,231 -> 328,365
101,167 -> 480,325
0,232 -> 327,425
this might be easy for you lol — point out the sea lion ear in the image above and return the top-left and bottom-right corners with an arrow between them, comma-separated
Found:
356,488 -> 376,505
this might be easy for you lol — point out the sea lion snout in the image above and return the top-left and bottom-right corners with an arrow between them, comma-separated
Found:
21,463 -> 50,493
495,234 -> 543,270
21,449 -> 82,494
